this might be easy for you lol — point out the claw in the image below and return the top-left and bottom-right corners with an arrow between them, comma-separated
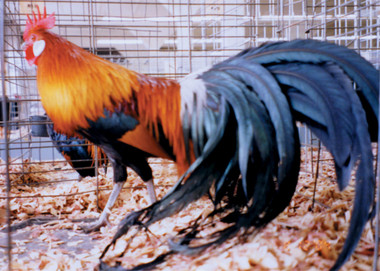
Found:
80,216 -> 109,233
80,182 -> 124,233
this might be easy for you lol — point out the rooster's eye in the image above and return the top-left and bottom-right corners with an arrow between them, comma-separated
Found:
30,34 -> 36,41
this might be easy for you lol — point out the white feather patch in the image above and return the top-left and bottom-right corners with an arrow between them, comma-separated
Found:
179,67 -> 209,118
33,40 -> 46,57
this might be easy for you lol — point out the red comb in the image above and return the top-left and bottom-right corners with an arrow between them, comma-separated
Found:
23,6 -> 55,40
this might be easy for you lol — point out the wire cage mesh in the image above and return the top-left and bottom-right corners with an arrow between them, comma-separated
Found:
0,0 -> 379,270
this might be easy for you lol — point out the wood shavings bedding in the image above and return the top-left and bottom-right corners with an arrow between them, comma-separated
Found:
0,150 -> 377,270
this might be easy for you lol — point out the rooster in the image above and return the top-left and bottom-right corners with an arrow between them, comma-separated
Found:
23,7 -> 378,270
46,120 -> 107,180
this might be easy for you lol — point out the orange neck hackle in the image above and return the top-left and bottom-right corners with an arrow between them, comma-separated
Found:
36,31 -> 139,135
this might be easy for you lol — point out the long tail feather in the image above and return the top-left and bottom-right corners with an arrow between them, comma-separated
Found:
163,71 -> 280,254
267,63 -> 357,189
210,59 -> 301,226
268,61 -> 375,270
327,64 -> 375,271
101,39 -> 377,271
200,70 -> 278,200
242,39 -> 379,139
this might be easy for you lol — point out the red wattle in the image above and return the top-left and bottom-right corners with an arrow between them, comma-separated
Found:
25,45 -> 37,66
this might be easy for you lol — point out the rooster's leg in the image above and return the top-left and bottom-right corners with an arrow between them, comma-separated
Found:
146,179 -> 157,204
129,158 -> 156,204
80,182 -> 124,233
80,162 -> 127,232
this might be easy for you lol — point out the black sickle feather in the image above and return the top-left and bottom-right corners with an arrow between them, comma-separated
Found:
158,71 -> 280,254
266,61 -> 375,270
101,39 -> 378,271
242,39 -> 379,140
267,63 -> 356,189
207,60 -> 301,227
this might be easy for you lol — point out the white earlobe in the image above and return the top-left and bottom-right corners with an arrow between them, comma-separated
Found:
33,40 -> 46,57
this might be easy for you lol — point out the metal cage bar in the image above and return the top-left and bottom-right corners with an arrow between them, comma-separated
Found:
0,0 -> 379,269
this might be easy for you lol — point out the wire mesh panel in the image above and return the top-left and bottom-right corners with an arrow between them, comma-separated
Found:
305,0 -> 380,67
0,0 -> 379,270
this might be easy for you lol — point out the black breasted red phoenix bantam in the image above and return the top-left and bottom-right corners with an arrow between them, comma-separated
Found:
23,6 -> 379,271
